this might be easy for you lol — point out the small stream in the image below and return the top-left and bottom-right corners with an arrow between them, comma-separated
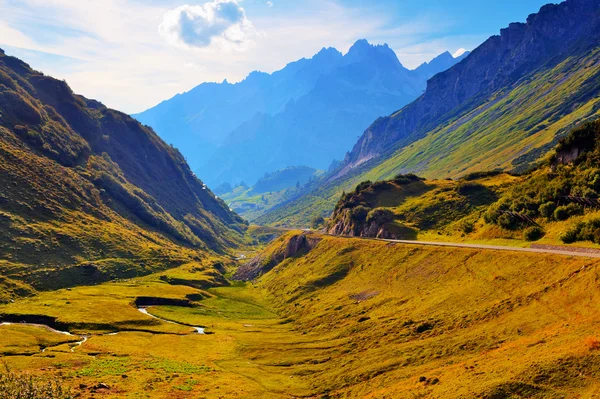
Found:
0,305 -> 205,355
0,321 -> 89,352
137,307 -> 205,334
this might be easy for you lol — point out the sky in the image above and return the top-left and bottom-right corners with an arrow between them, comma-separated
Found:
0,0 -> 553,114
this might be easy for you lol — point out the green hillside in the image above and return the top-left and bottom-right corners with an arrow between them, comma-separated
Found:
0,48 -> 246,301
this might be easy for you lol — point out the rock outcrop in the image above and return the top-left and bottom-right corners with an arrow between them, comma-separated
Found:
234,233 -> 321,281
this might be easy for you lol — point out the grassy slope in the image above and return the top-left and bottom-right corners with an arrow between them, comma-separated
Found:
258,44 -> 600,228
220,185 -> 300,222
256,233 -> 600,398
4,233 -> 600,397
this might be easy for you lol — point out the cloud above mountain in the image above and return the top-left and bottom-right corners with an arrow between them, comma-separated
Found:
159,0 -> 255,51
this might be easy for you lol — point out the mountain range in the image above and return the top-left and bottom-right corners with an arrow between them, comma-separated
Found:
258,0 -> 600,227
134,41 -> 468,186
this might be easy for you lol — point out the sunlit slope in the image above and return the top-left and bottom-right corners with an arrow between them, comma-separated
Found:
363,49 -> 600,180
0,48 -> 246,299
251,232 -> 600,397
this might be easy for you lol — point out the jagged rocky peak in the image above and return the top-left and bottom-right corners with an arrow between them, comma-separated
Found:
344,39 -> 402,66
314,46 -> 343,59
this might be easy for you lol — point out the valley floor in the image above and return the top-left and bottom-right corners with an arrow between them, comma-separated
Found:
3,233 -> 600,398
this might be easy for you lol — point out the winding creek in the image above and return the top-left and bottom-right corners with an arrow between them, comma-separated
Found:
0,305 -> 205,355
137,307 -> 205,334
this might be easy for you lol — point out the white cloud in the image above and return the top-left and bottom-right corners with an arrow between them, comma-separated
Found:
159,1 -> 256,51
266,1 -> 273,7
452,48 -> 467,58
0,0 -> 478,113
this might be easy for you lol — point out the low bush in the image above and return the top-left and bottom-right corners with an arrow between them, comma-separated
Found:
461,170 -> 502,181
355,181 -> 372,193
456,182 -> 485,195
566,203 -> 584,217
497,213 -> 518,230
554,206 -> 569,221
523,226 -> 544,241
393,173 -> 423,185
538,202 -> 556,219
460,220 -> 475,234
366,208 -> 395,224
310,215 -> 325,229
349,205 -> 369,222
560,218 -> 600,244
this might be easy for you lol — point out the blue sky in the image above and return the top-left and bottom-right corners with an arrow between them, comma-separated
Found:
0,0 -> 553,113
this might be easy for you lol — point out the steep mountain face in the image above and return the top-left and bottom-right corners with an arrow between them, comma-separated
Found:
345,0 -> 600,169
133,47 -> 345,169
259,0 -> 600,228
136,41 -> 467,187
0,49 -> 246,297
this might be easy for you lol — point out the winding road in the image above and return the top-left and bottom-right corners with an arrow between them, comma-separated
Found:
360,237 -> 600,259
291,229 -> 600,258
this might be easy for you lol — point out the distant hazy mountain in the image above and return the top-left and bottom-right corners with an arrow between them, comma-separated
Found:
133,47 -> 345,168
135,40 -> 468,186
251,166 -> 319,194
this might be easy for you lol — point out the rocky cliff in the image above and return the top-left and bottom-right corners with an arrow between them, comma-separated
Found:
234,232 -> 321,281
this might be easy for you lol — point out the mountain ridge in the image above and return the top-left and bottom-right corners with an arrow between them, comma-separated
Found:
344,0 -> 600,169
258,0 -> 600,228
135,40 -> 468,187
197,40 -> 468,186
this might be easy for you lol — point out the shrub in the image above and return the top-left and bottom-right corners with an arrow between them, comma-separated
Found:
560,227 -> 580,244
560,219 -> 600,244
497,213 -> 517,230
566,203 -> 584,217
538,202 -> 556,219
349,205 -> 369,222
310,215 -> 325,229
461,170 -> 502,181
0,373 -> 72,399
366,208 -> 395,224
393,173 -> 423,185
483,208 -> 500,224
523,226 -> 544,241
460,220 -> 475,234
456,182 -> 485,195
355,181 -> 372,193
554,206 -> 569,221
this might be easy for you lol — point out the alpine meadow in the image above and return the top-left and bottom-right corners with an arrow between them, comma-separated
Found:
2,0 -> 600,398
